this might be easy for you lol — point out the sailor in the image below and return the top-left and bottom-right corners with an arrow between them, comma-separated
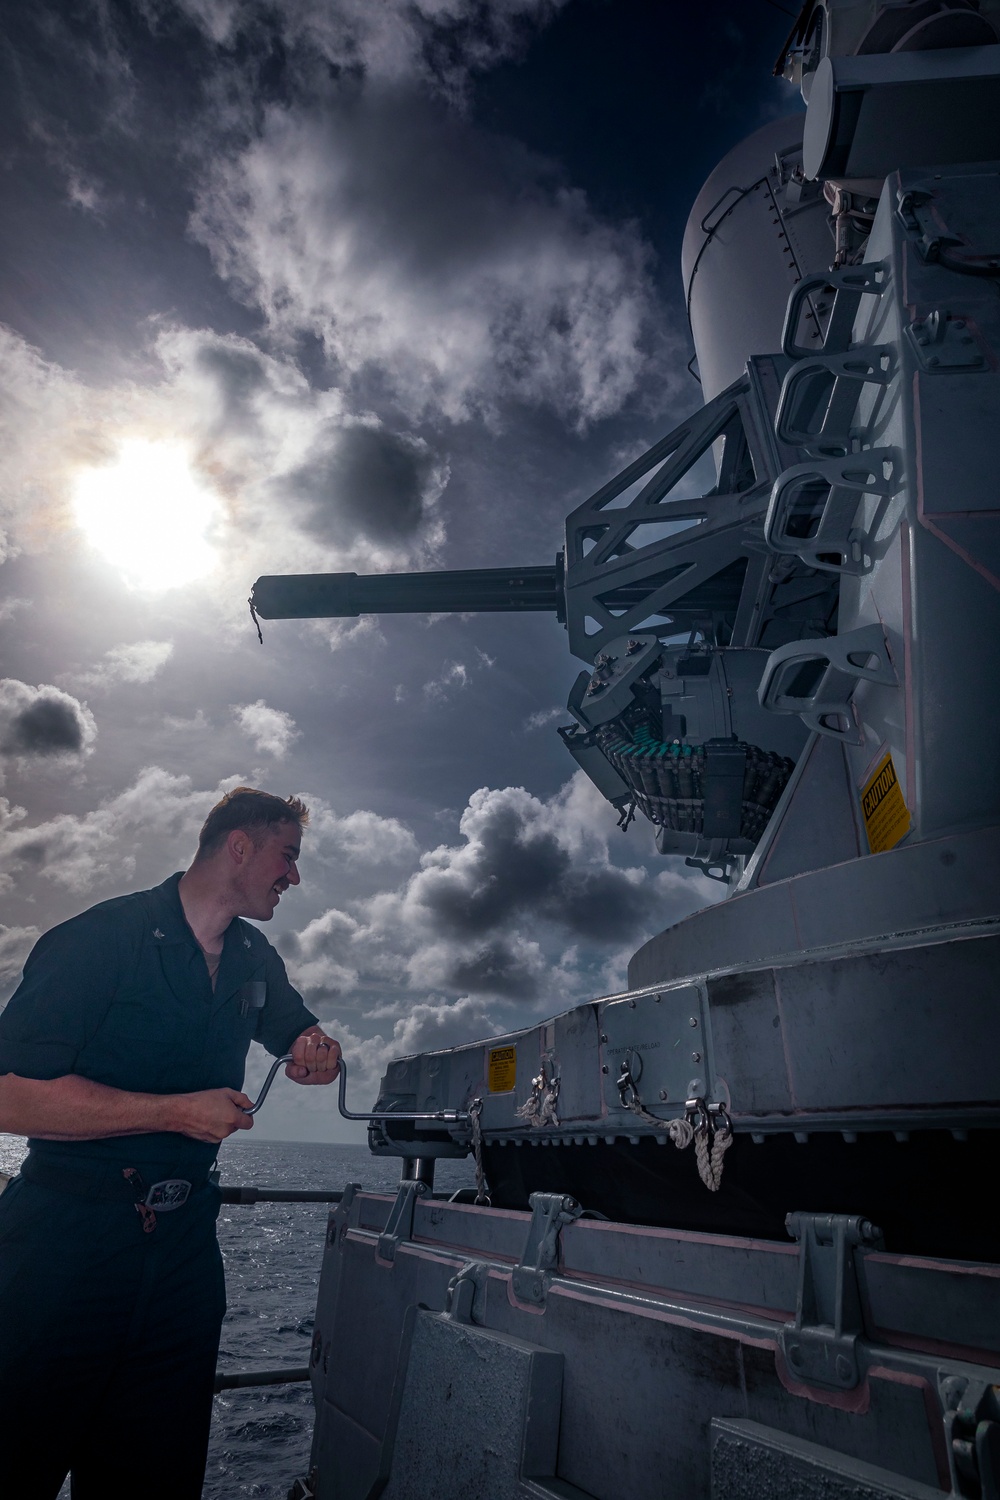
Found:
0,786 -> 342,1499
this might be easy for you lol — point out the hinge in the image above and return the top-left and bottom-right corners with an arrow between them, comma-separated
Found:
942,1376 -> 1000,1500
779,1210 -> 883,1392
510,1192 -> 581,1307
376,1179 -> 429,1266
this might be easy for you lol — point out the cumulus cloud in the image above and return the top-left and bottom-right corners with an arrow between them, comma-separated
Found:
191,88 -> 659,427
0,924 -> 41,1006
0,767 -> 420,896
308,805 -> 419,869
279,773 -> 712,1014
0,766 -> 237,892
77,640 -> 174,688
0,680 -> 97,767
388,993 -> 500,1057
232,699 -> 300,758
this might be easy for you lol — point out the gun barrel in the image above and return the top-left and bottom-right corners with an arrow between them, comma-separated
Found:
250,566 -> 564,620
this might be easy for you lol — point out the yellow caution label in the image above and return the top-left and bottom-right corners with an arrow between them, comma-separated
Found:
488,1045 -> 517,1094
861,750 -> 911,854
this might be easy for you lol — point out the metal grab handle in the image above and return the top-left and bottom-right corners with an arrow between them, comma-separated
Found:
243,1053 -> 470,1127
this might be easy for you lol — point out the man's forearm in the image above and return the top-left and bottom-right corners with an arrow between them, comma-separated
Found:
0,1072 -> 179,1141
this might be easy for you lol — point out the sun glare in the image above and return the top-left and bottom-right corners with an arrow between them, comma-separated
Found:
72,438 -> 220,590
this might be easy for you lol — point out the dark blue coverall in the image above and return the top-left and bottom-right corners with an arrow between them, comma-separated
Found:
0,873 -> 317,1498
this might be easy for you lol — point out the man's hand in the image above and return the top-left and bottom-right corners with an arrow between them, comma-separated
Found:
171,1087 -> 256,1143
285,1027 -> 341,1086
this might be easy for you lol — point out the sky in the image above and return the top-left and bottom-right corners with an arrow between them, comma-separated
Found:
0,0 -> 800,1142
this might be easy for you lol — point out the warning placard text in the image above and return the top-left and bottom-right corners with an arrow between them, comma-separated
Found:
861,750 -> 910,854
488,1045 -> 517,1094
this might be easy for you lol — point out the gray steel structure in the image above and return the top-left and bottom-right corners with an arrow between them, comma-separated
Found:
257,5 -> 1000,1497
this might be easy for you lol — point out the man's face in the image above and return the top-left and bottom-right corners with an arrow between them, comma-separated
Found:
236,822 -> 302,921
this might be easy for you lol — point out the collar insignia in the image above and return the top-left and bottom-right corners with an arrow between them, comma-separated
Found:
243,934 -> 251,948
153,928 -> 165,939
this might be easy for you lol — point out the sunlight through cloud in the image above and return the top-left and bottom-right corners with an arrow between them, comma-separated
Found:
71,438 -> 219,590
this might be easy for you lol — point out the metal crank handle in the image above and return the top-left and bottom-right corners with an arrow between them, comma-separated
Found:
243,1054 -> 293,1115
242,1054 -> 469,1126
336,1059 -> 470,1125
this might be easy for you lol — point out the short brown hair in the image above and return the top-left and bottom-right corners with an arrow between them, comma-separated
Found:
196,787 -> 309,858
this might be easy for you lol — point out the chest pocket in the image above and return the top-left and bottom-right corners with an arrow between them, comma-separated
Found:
236,981 -> 267,1020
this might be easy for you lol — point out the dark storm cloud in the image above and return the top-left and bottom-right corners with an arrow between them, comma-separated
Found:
409,784 -> 659,943
292,425 -> 437,544
0,680 -> 96,761
281,776 -> 703,1012
446,938 -> 542,998
5,699 -> 83,754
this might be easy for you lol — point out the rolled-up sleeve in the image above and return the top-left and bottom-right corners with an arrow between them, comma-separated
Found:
254,945 -> 318,1058
0,911 -> 125,1080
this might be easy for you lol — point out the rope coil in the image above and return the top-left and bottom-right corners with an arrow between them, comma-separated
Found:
617,1056 -> 732,1192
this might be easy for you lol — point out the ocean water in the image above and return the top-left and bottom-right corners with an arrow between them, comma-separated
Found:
0,1132 -> 475,1498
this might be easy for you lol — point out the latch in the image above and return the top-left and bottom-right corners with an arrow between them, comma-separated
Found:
445,1261 -> 490,1326
376,1178 -> 430,1266
779,1211 -> 883,1392
510,1192 -> 582,1307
